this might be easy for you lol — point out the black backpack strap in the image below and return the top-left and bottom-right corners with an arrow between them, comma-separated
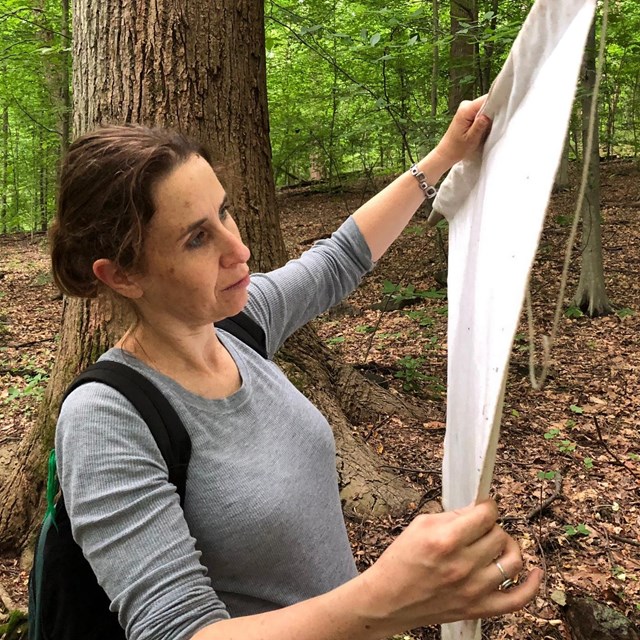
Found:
63,361 -> 191,506
216,311 -> 268,359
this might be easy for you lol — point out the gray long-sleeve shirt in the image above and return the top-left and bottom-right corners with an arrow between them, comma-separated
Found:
56,217 -> 374,640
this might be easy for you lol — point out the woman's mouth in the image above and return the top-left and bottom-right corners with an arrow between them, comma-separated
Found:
224,275 -> 250,291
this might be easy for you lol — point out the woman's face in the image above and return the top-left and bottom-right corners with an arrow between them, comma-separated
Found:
132,154 -> 251,328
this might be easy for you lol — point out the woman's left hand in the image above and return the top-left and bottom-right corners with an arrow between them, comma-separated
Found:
434,95 -> 492,170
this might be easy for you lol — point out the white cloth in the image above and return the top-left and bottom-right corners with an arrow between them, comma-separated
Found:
436,1 -> 596,638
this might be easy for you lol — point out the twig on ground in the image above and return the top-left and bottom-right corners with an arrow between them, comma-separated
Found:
527,472 -> 563,521
0,581 -> 16,613
593,416 -> 640,482
363,415 -> 392,442
609,532 -> 640,547
5,336 -> 55,348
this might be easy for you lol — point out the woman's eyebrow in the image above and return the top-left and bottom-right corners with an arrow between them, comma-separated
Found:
178,195 -> 228,240
180,217 -> 208,240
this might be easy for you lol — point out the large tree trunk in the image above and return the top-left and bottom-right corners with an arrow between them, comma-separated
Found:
0,0 -> 419,552
574,19 -> 612,317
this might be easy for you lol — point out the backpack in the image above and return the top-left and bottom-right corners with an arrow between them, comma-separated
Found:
28,312 -> 267,640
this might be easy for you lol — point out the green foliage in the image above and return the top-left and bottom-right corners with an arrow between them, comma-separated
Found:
616,307 -> 635,319
403,309 -> 434,327
5,372 -> 48,402
564,523 -> 591,537
537,470 -> 557,480
583,457 -> 594,469
565,305 -> 584,319
394,355 -> 443,395
0,0 -> 67,233
0,609 -> 28,639
570,404 -> 584,414
556,439 -> 576,454
382,280 -> 446,307
544,426 -> 576,454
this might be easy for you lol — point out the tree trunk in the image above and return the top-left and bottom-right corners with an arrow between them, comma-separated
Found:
60,0 -> 71,156
573,19 -> 612,317
0,0 -> 420,552
449,0 -> 477,114
431,0 -> 439,132
1,103 -> 7,235
554,133 -> 570,191
480,0 -> 499,94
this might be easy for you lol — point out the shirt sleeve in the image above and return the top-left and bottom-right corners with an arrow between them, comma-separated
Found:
55,382 -> 230,640
245,215 -> 374,355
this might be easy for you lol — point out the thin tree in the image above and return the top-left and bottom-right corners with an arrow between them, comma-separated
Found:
574,19 -> 612,316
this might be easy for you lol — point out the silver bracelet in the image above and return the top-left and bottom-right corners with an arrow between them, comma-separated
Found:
410,164 -> 437,199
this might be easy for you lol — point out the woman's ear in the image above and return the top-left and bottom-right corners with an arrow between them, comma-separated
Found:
92,259 -> 143,299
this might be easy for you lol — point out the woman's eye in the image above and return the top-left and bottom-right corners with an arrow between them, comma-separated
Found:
187,230 -> 207,249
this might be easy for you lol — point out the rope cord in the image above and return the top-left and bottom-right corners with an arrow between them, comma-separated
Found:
527,0 -> 609,391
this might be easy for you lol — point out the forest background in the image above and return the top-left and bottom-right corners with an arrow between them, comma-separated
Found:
0,0 -> 639,638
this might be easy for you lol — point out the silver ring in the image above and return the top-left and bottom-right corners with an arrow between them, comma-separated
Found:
495,561 -> 514,590
495,561 -> 509,581
499,577 -> 515,590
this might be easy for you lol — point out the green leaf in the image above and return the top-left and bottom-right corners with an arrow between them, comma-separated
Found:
570,405 -> 584,414
583,457 -> 594,469
565,306 -> 584,318
370,33 -> 381,46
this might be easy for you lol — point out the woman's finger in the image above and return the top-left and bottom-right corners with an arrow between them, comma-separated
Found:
444,500 -> 499,547
480,568 -> 544,618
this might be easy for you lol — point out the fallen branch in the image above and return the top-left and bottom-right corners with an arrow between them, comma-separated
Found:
609,532 -> 640,547
5,336 -> 55,348
0,367 -> 43,378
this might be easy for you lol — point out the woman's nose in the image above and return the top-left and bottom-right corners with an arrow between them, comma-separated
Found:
220,227 -> 251,267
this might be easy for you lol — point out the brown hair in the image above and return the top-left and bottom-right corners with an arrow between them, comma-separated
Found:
50,124 -> 211,298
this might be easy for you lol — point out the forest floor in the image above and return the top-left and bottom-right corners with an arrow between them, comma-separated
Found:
0,160 -> 639,638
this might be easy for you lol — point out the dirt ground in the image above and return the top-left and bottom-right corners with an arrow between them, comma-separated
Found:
0,160 -> 639,638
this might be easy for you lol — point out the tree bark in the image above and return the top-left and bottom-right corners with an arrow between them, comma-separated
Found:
554,133 -> 570,191
449,0 -> 477,114
574,19 -> 612,317
0,0 -> 420,552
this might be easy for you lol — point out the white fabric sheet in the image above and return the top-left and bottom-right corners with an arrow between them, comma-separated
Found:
436,1 -> 596,638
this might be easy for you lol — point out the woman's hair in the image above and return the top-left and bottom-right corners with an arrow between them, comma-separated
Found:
50,124 -> 211,298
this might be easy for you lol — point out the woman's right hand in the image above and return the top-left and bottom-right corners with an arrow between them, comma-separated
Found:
353,500 -> 542,635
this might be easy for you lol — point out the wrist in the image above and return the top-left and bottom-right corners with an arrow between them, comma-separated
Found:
328,573 -> 391,640
415,148 -> 454,190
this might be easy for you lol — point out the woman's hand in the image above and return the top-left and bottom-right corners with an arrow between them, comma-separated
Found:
434,96 -> 492,170
354,500 -> 542,634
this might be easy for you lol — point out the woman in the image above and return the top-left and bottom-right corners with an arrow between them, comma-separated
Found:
50,96 -> 542,640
